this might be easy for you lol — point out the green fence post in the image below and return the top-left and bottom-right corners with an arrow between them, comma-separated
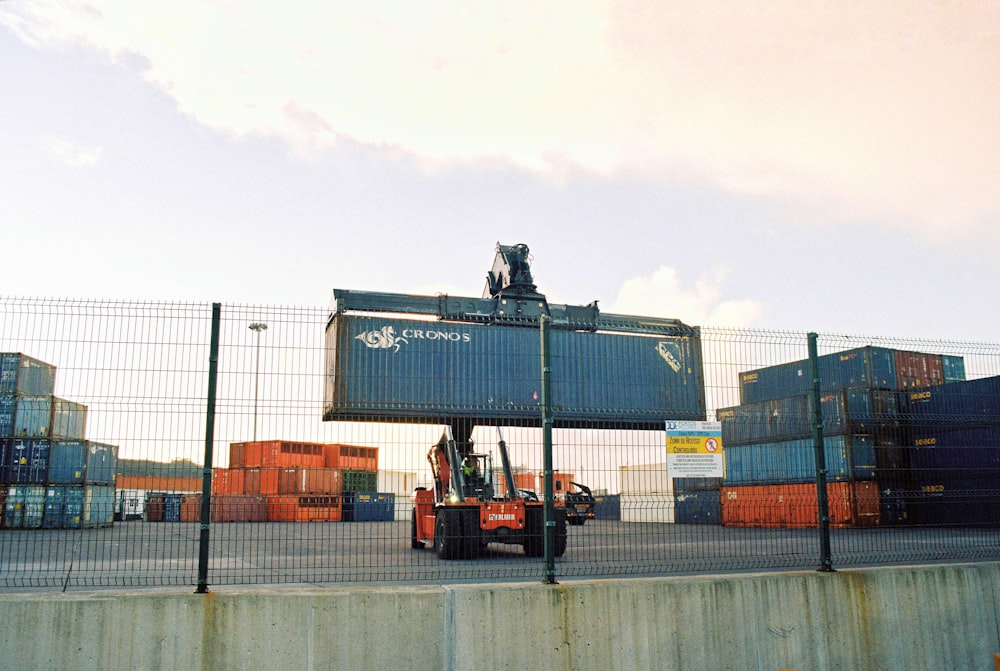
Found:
197,302 -> 221,593
808,332 -> 835,572
540,314 -> 557,584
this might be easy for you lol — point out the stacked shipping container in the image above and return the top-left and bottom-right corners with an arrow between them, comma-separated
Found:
721,347 -> 970,528
206,440 -> 382,523
1,353 -> 117,529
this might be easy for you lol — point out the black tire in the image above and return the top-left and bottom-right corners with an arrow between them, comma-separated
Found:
462,508 -> 482,559
435,508 -> 462,560
523,506 -> 568,557
523,506 -> 544,557
411,509 -> 423,549
553,508 -> 568,557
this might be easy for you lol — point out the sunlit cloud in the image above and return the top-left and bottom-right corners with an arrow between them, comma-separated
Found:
608,265 -> 763,328
4,1 -> 998,245
42,135 -> 103,167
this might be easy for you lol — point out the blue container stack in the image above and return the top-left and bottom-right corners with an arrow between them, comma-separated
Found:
1,353 -> 118,529
723,346 -> 985,526
903,375 -> 1000,525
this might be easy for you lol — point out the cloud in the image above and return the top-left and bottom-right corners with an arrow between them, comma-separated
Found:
4,1 -> 999,242
42,135 -> 103,167
608,266 -> 763,328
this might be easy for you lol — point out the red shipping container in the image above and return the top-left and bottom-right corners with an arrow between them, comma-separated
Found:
211,495 -> 268,522
234,441 -> 326,468
180,493 -> 202,523
267,495 -> 342,522
894,351 -> 945,390
721,482 -> 881,528
244,467 -> 280,495
278,467 -> 342,495
229,442 -> 247,468
212,469 -> 246,495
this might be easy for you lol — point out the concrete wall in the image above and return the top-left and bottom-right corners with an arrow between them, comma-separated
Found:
2,563 -> 999,671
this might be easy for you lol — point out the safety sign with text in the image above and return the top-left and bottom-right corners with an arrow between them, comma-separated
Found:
665,420 -> 724,478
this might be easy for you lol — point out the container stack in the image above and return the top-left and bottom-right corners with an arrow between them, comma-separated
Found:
209,441 -> 381,522
1,353 -> 118,529
719,346 -> 965,528
903,374 -> 1000,525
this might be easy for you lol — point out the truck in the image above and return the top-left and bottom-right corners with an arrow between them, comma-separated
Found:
562,482 -> 596,526
411,427 -> 567,559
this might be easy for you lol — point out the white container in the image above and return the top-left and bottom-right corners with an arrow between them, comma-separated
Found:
619,462 -> 673,494
620,493 -> 675,523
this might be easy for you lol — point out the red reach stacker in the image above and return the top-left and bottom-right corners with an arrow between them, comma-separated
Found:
411,427 -> 567,560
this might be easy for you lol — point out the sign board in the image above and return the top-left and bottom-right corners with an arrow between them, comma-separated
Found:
665,420 -> 724,478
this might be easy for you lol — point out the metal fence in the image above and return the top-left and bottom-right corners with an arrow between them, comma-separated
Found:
1,297 -> 998,591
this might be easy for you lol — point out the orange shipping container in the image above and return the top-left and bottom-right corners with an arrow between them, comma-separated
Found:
721,481 -> 881,528
324,444 -> 378,471
232,441 -> 326,469
180,493 -> 202,522
211,495 -> 268,523
513,471 -> 536,492
244,467 -> 280,495
267,495 -> 342,522
278,467 -> 342,495
212,468 -> 246,495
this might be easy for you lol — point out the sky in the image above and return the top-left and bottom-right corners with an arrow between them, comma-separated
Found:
2,1 -> 999,342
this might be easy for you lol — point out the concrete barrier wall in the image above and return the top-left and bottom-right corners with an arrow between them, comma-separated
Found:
2,563 -> 998,671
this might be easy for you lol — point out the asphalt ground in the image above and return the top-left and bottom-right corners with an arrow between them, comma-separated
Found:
2,515 -> 998,592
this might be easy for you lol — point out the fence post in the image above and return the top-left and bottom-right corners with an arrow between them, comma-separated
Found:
197,302 -> 221,593
540,314 -> 557,584
808,332 -> 835,572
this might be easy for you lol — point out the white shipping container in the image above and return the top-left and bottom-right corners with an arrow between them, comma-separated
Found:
619,462 -> 673,494
620,493 -> 675,523
377,469 -> 418,496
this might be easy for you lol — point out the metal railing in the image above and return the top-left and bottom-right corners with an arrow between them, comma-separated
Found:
1,297 -> 998,591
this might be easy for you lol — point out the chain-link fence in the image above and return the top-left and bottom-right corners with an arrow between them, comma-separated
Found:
1,297 -> 998,591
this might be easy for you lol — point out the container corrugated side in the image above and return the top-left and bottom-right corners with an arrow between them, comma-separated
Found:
722,434 -> 876,485
674,489 -> 721,524
83,485 -> 115,527
4,485 -> 46,528
904,375 -> 1000,430
941,355 -> 967,383
894,351 -> 945,390
84,441 -> 118,485
48,440 -> 88,484
277,467 -> 342,495
43,484 -> 85,528
50,398 -> 87,439
721,481 -> 881,528
1,438 -> 50,484
345,491 -> 395,521
10,395 -> 53,438
908,425 -> 1000,480
619,462 -> 672,494
324,314 -> 706,426
907,477 -> 1000,526
593,494 -> 621,520
0,353 -> 56,396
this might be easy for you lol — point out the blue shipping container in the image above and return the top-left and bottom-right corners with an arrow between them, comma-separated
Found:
908,425 -> 1000,479
674,489 -> 721,524
907,477 -> 1000,527
43,484 -> 85,529
84,441 -> 118,485
0,396 -> 13,436
904,375 -> 1000,429
0,353 -> 56,396
0,395 -> 53,438
723,434 -> 877,486
50,398 -> 87,440
48,440 -> 88,484
344,491 -> 395,521
324,314 -> 706,426
4,485 -> 46,528
739,346 -> 900,404
720,388 -> 904,446
164,493 -> 182,522
1,438 -> 50,484
941,355 -> 967,383
593,494 -> 621,520
84,484 -> 115,527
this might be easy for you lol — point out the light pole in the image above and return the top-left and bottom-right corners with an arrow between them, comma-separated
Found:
249,322 -> 268,441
